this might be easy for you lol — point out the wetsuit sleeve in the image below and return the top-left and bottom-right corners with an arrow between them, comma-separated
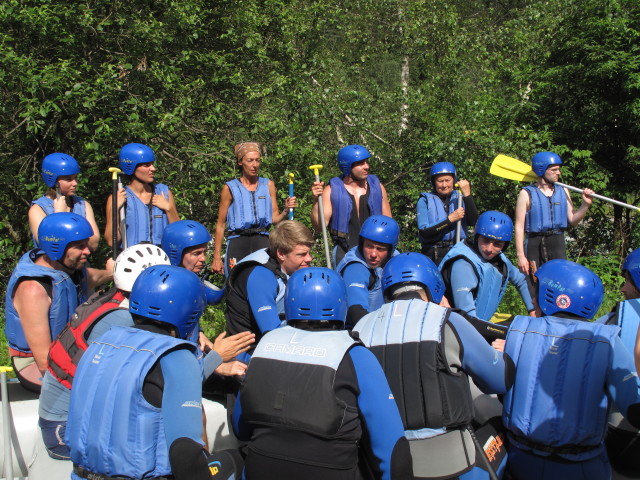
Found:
463,195 -> 479,226
507,261 -> 535,312
246,265 -> 283,334
349,345 -> 413,480
449,259 -> 479,316
203,350 -> 223,379
447,313 -> 514,393
87,309 -> 134,342
342,262 -> 373,310
606,336 -> 640,428
160,349 -> 204,447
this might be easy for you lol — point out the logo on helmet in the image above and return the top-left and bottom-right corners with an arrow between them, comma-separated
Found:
41,235 -> 63,242
556,294 -> 571,309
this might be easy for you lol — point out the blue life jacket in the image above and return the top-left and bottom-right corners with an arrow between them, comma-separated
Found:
240,325 -> 361,469
613,299 -> 640,354
328,174 -> 383,242
354,300 -> 474,434
417,191 -> 466,244
124,183 -> 169,246
503,315 -> 619,461
226,177 -> 272,235
67,326 -> 198,479
336,246 -> 399,313
31,195 -> 88,246
439,241 -> 508,321
523,185 -> 568,233
5,250 -> 88,354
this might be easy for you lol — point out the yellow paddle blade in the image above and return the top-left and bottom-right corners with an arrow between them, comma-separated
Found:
490,312 -> 514,324
490,154 -> 538,182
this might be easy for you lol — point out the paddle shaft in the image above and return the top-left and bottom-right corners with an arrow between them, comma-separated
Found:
288,173 -> 294,220
556,182 -> 640,212
1,370 -> 13,480
456,186 -> 463,243
309,165 -> 332,268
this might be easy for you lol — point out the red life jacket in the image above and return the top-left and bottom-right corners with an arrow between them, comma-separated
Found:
47,287 -> 126,389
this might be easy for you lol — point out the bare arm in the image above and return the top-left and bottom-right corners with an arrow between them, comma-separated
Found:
212,185 -> 232,274
380,183 -> 392,217
86,257 -> 115,290
83,200 -> 101,252
13,280 -> 53,373
310,183 -> 332,233
514,189 -> 530,274
28,204 -> 47,243
104,189 -> 126,247
566,187 -> 594,227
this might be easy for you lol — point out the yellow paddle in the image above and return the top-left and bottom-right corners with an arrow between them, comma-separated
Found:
490,155 -> 640,212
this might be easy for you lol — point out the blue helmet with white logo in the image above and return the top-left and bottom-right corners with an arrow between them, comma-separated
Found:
119,143 -> 155,176
430,162 -> 457,187
382,252 -> 445,303
532,152 -> 562,177
129,265 -> 206,339
337,144 -> 370,176
41,153 -> 81,188
285,267 -> 347,326
622,248 -> 640,290
38,212 -> 93,261
359,215 -> 400,252
161,220 -> 212,266
475,211 -> 513,250
534,259 -> 603,319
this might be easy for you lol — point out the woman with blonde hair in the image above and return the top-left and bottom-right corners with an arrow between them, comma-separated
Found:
213,142 -> 296,276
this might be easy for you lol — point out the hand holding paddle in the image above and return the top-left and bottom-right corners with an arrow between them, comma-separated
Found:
490,154 -> 639,211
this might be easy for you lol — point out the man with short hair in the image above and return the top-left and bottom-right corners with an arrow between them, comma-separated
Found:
311,144 -> 392,265
225,220 -> 313,349
514,151 -> 594,281
5,212 -> 113,392
336,215 -> 400,329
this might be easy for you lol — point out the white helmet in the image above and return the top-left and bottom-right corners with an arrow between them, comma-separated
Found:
114,244 -> 171,292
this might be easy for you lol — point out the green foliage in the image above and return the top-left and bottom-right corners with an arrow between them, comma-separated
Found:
0,0 -> 638,355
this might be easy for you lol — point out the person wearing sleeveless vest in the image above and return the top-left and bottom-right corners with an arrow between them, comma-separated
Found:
225,220 -> 314,355
37,244 -> 170,461
233,267 -> 413,479
311,144 -> 392,266
417,162 -> 479,263
5,213 -> 114,393
67,265 -> 243,480
514,152 -> 594,296
213,142 -> 296,277
354,253 -> 514,479
29,153 -> 100,251
104,143 -> 179,249
503,259 -> 640,480
596,248 -> 640,475
440,211 -> 536,323
336,215 -> 400,329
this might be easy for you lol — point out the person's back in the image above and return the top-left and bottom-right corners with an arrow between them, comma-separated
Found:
355,252 -> 513,479
233,267 -> 413,479
502,259 -> 640,480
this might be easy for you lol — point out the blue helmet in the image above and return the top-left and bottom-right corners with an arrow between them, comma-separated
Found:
38,212 -> 93,261
475,211 -> 513,246
41,153 -> 81,188
622,248 -> 640,290
359,215 -> 400,251
285,267 -> 347,325
119,143 -> 155,176
337,144 -> 370,176
129,265 -> 206,339
535,259 -> 603,319
161,220 -> 212,266
382,252 -> 445,303
430,162 -> 457,187
532,151 -> 562,177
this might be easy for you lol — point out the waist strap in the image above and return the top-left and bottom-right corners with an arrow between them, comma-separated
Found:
229,227 -> 269,236
73,465 -> 171,480
510,433 -> 600,456
528,230 -> 564,238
